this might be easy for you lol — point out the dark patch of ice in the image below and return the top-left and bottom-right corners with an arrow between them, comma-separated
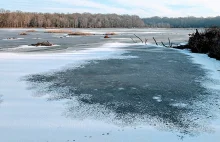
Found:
23,46 -> 218,136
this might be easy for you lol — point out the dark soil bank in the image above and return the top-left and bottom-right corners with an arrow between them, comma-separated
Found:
173,28 -> 220,60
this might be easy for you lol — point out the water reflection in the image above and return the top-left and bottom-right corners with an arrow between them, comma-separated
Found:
23,48 -> 219,136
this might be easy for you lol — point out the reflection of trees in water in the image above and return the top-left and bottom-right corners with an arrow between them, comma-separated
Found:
23,50 -> 219,136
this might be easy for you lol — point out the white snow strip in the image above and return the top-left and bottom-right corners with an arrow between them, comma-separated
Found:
170,103 -> 188,108
180,50 -> 220,92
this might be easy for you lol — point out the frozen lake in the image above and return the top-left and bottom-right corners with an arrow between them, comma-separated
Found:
0,28 -> 220,142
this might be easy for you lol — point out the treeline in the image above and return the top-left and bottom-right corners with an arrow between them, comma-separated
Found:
143,16 -> 220,28
2,8 -> 220,28
0,9 -> 145,28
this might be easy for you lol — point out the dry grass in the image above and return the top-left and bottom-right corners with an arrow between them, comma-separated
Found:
45,29 -> 73,33
105,32 -> 117,35
44,27 -> 57,29
19,32 -> 27,35
173,27 -> 220,60
68,32 -> 92,36
26,29 -> 36,32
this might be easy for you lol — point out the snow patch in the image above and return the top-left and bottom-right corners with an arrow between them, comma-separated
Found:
16,44 -> 60,49
32,38 -> 42,39
153,95 -> 162,102
170,103 -> 188,108
0,42 -> 137,73
180,50 -> 220,92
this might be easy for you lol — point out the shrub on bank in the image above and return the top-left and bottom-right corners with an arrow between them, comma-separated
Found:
177,27 -> 220,60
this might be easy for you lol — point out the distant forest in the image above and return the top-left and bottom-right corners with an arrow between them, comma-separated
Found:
142,16 -> 220,28
1,9 -> 220,28
0,9 -> 145,28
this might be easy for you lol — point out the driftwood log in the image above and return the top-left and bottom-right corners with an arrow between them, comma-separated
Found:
153,37 -> 158,45
134,34 -> 143,43
168,38 -> 171,47
172,45 -> 189,49
131,37 -> 137,43
160,38 -> 173,48
161,42 -> 167,47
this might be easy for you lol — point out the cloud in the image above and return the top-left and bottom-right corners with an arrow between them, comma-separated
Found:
48,0 -> 220,17
110,0 -> 220,17
1,0 -> 220,17
47,0 -> 181,17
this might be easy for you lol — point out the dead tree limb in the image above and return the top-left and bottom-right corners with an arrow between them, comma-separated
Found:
168,38 -> 171,47
171,43 -> 178,46
153,37 -> 158,45
130,37 -> 137,43
145,38 -> 148,45
134,34 -> 143,43
161,42 -> 168,47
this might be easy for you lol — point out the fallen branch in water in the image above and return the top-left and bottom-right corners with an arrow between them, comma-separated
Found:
134,34 -> 143,43
153,37 -> 158,45
145,38 -> 148,45
171,42 -> 173,47
161,42 -> 167,47
131,37 -> 137,43
168,38 -> 172,47
160,38 -> 173,48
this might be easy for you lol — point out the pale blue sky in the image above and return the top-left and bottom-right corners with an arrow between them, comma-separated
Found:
0,0 -> 219,17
